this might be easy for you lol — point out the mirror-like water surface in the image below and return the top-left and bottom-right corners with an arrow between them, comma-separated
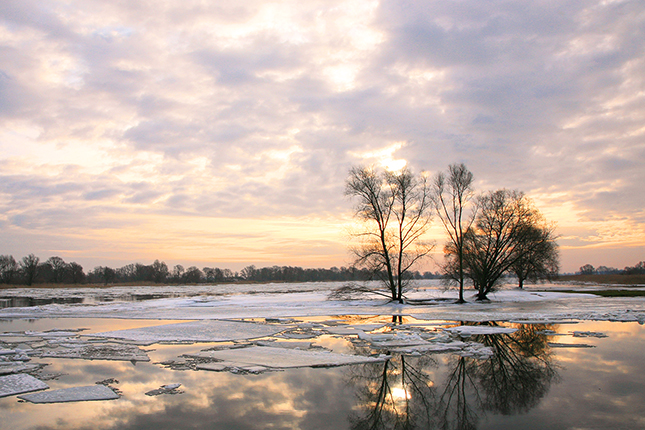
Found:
1,317 -> 644,430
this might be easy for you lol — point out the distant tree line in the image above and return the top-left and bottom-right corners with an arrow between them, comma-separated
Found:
578,261 -> 645,276
0,254 -> 441,286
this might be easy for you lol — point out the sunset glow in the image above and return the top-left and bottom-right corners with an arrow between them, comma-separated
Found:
1,0 -> 644,273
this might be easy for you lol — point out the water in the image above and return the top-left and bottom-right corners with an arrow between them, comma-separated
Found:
1,317 -> 644,430
0,281 -> 346,308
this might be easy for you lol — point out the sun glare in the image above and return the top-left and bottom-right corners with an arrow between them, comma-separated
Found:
350,142 -> 408,172
391,387 -> 411,401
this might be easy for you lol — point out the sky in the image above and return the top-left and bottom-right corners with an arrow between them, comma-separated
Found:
1,0 -> 644,274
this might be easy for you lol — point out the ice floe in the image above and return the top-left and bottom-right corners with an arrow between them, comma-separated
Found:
187,345 -> 388,369
41,343 -> 150,362
0,363 -> 43,375
444,326 -> 518,337
255,340 -> 313,349
145,383 -> 182,396
92,320 -> 284,343
547,342 -> 596,348
0,374 -> 48,398
18,384 -> 120,403
572,331 -> 608,338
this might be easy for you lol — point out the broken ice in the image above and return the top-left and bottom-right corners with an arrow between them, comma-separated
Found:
0,374 -> 48,398
18,385 -> 120,403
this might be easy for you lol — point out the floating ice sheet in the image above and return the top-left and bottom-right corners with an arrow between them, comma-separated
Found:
92,320 -> 283,343
0,374 -> 48,398
0,363 -> 43,375
41,343 -> 150,362
444,326 -> 518,336
0,336 -> 41,343
392,342 -> 466,354
548,342 -> 596,348
255,340 -> 312,349
572,331 -> 607,338
145,383 -> 182,396
191,346 -> 387,369
18,385 -> 120,403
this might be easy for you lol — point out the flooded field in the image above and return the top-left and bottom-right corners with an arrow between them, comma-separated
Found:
1,281 -> 644,429
1,316 -> 644,430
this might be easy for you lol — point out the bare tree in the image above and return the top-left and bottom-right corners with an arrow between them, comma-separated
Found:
510,223 -> 559,288
183,266 -> 203,284
432,164 -> 476,303
45,256 -> 68,283
0,255 -> 18,284
346,166 -> 434,303
462,190 -> 559,300
20,254 -> 40,286
171,264 -> 185,283
67,262 -> 85,284
151,260 -> 169,283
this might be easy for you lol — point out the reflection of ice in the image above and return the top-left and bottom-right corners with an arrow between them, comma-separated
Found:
18,384 -> 119,403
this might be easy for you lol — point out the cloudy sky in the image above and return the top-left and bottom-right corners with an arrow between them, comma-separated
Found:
1,0 -> 644,273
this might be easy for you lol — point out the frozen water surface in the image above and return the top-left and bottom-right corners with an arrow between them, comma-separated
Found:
0,373 -> 48,398
18,384 -> 119,403
444,325 -> 519,336
188,345 -> 388,369
91,319 -> 285,343
0,281 -> 644,429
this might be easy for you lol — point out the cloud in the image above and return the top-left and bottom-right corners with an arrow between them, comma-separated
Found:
1,0 -> 644,271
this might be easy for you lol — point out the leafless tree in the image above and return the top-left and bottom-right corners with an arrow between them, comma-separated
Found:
45,256 -> 68,283
151,259 -> 169,283
20,254 -> 40,286
579,264 -> 595,275
346,166 -> 434,303
0,255 -> 18,284
462,190 -> 559,300
432,164 -> 477,303
510,223 -> 559,288
67,262 -> 85,284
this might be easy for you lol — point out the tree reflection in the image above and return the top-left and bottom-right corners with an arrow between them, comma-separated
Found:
437,356 -> 480,430
473,323 -> 559,415
348,355 -> 436,429
348,323 -> 559,430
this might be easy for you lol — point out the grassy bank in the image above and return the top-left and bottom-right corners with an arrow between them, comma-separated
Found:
558,274 -> 645,285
